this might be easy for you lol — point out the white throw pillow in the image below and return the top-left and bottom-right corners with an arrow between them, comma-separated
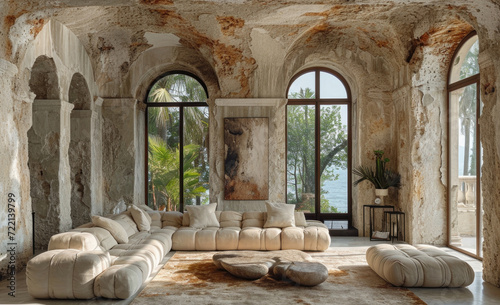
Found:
91,215 -> 129,244
137,204 -> 154,212
264,202 -> 296,228
128,205 -> 151,231
186,203 -> 220,229
294,211 -> 307,227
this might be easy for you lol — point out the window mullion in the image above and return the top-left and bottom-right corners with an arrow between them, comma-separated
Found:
180,106 -> 184,212
315,70 -> 321,218
476,79 -> 481,256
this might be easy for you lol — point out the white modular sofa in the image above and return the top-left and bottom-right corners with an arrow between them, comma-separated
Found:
26,203 -> 330,300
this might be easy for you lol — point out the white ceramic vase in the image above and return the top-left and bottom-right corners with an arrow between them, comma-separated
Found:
375,188 -> 389,205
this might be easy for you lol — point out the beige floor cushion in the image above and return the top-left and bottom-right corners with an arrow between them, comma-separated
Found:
366,244 -> 475,287
27,249 -> 111,299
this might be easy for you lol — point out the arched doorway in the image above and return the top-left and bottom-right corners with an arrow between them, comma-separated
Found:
68,73 -> 92,228
28,55 -> 62,250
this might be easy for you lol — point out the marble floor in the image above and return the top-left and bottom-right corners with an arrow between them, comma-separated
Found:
1,237 -> 499,305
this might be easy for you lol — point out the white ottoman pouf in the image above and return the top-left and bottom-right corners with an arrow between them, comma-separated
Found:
27,249 -> 111,299
366,244 -> 475,287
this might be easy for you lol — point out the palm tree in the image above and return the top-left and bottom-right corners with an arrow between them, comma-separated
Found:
148,136 -> 207,211
147,73 -> 209,210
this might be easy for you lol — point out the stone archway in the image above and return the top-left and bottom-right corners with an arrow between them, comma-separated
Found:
68,73 -> 93,228
28,55 -> 62,250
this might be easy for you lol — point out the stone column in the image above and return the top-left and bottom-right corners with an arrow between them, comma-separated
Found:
69,110 -> 92,227
134,100 -> 146,206
101,98 -> 136,214
29,99 -> 73,249
59,100 -> 74,232
478,49 -> 500,287
91,97 -> 104,216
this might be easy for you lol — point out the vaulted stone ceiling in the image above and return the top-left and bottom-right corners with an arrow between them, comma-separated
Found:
2,0 -> 498,97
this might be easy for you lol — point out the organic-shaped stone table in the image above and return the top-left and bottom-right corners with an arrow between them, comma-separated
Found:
212,250 -> 328,286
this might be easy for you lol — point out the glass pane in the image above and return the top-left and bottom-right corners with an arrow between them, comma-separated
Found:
320,72 -> 347,98
147,74 -> 207,103
288,72 -> 315,99
147,107 -> 181,211
183,106 -> 210,209
320,105 -> 348,213
449,36 -> 479,84
449,83 -> 478,255
287,105 -> 316,213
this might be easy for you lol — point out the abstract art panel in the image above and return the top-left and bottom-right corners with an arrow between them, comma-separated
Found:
224,118 -> 269,200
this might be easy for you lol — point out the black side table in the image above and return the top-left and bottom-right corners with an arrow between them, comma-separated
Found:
363,205 -> 394,240
384,211 -> 405,243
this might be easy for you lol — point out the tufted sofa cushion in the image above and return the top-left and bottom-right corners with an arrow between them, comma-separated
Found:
366,244 -> 475,287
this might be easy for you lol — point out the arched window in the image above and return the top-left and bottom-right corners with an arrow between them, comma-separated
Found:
146,72 -> 209,212
448,32 -> 482,258
286,68 -> 352,229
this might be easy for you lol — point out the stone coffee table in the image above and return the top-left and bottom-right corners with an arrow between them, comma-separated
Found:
212,250 -> 328,286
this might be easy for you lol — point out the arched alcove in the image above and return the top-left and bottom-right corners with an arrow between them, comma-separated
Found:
68,73 -> 93,228
29,55 -> 60,99
69,73 -> 92,110
28,55 -> 61,250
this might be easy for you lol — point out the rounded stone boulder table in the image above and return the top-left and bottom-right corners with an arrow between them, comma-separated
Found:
212,250 -> 328,286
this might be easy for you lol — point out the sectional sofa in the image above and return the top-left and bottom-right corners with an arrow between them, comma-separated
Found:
26,203 -> 331,300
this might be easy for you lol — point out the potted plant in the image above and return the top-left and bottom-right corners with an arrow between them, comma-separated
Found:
353,150 -> 401,203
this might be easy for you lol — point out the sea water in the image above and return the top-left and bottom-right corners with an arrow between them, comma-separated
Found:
323,168 -> 348,213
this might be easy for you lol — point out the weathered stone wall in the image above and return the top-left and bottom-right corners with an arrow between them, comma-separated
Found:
478,47 -> 500,286
0,59 -> 33,279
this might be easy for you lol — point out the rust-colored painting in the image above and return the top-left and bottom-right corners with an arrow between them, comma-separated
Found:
224,118 -> 269,200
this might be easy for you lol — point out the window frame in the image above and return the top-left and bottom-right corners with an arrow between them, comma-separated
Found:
286,67 -> 353,226
446,31 -> 482,260
144,70 -> 209,212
